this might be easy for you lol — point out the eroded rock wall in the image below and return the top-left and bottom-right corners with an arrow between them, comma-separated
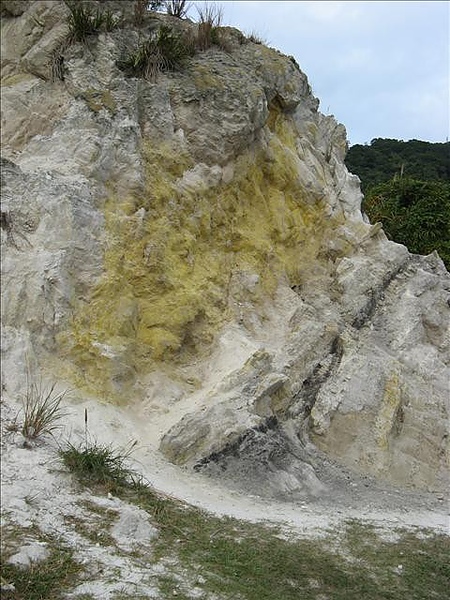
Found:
1,1 -> 448,497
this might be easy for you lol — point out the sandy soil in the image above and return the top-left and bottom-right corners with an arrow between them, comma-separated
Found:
1,385 -> 448,599
2,389 -> 448,539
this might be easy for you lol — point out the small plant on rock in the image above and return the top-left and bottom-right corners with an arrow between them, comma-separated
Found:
247,31 -> 267,45
67,3 -> 120,43
196,1 -> 223,50
118,25 -> 193,80
166,0 -> 191,18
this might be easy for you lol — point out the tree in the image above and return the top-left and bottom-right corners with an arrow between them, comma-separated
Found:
345,139 -> 450,192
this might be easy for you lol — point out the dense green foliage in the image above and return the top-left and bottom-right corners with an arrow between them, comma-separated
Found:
345,138 -> 450,192
345,139 -> 450,270
363,177 -> 450,268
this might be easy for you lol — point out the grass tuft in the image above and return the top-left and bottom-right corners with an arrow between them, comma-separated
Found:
195,2 -> 223,51
117,24 -> 193,80
246,30 -> 268,45
59,440 -> 144,491
18,380 -> 68,441
67,3 -> 120,43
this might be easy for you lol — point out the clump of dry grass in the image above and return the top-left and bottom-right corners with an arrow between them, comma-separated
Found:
15,379 -> 68,441
196,2 -> 223,51
166,0 -> 192,18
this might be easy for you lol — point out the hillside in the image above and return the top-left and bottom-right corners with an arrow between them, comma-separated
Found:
345,138 -> 450,192
1,2 -> 449,598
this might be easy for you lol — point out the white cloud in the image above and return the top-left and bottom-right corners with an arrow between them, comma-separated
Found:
299,0 -> 363,24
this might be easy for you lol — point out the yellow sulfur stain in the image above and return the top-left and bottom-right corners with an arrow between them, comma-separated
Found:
374,369 -> 403,450
60,110 -> 341,399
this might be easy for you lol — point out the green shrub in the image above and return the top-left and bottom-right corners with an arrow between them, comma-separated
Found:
363,177 -> 450,269
346,138 -> 450,193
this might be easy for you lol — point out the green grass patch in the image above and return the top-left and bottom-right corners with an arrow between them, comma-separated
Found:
58,442 -> 450,599
118,483 -> 450,600
0,525 -> 83,600
59,441 -> 144,492
341,519 -> 450,599
67,3 -> 120,43
117,25 -> 194,80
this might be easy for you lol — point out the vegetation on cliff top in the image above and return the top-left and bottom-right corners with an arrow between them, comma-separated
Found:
62,0 -> 241,83
363,177 -> 450,268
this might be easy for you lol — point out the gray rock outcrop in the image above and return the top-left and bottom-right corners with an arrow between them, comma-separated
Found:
1,1 -> 448,500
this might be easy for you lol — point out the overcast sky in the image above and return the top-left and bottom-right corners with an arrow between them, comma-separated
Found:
189,1 -> 449,147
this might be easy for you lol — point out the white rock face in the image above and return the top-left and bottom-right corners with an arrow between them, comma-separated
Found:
1,1 -> 448,501
7,541 -> 49,567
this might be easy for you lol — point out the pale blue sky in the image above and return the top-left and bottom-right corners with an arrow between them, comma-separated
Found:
188,1 -> 450,146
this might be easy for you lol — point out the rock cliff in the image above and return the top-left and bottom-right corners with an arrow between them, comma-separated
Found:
1,0 -> 449,500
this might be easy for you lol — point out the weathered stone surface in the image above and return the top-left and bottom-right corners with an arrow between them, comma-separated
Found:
1,1 -> 448,500
1,1 -> 69,77
7,541 -> 49,567
307,253 -> 450,488
1,1 -> 31,17
110,505 -> 157,552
